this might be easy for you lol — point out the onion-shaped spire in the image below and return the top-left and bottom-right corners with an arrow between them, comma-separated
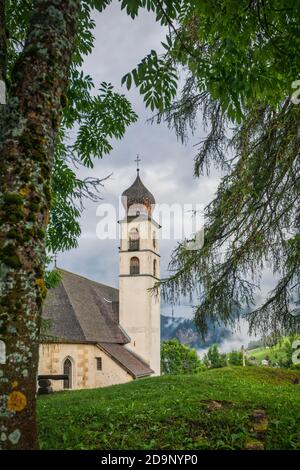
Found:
122,170 -> 155,215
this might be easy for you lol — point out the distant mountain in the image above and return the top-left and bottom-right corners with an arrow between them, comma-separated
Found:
161,314 -> 232,350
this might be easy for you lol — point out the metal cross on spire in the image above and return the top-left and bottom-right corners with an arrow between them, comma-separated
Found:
134,155 -> 141,172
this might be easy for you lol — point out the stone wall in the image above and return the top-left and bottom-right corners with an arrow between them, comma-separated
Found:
38,343 -> 133,391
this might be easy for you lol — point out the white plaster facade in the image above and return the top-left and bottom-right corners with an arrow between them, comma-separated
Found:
119,217 -> 161,375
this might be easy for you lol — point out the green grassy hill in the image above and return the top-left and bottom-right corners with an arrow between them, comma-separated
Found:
248,345 -> 286,364
37,367 -> 300,450
247,336 -> 300,365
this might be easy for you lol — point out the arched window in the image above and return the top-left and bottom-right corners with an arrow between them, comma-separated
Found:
63,358 -> 72,389
129,228 -> 139,251
130,257 -> 140,275
153,231 -> 156,249
153,259 -> 157,277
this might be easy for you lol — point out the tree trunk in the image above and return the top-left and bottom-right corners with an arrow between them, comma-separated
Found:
0,0 -> 7,84
0,0 -> 80,450
0,0 -> 7,105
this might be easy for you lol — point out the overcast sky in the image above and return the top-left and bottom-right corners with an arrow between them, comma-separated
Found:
56,2 -> 273,329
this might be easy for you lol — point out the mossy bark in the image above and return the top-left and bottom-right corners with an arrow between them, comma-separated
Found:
0,0 -> 80,449
0,0 -> 7,84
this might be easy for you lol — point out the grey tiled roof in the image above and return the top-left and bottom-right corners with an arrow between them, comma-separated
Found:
42,269 -> 129,344
97,342 -> 154,378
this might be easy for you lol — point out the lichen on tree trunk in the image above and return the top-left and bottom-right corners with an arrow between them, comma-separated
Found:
0,0 -> 80,450
0,0 -> 7,84
0,0 -> 7,106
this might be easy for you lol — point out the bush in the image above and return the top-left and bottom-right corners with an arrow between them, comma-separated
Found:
203,345 -> 227,369
161,339 -> 204,375
227,350 -> 243,366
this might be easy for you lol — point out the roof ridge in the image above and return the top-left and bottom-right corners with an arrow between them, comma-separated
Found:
58,268 -> 118,293
117,323 -> 131,343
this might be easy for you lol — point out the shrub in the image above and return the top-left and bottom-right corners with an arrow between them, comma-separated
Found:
227,350 -> 243,366
203,344 -> 227,369
161,339 -> 204,375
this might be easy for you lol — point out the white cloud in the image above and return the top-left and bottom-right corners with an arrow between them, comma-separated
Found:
197,319 -> 258,358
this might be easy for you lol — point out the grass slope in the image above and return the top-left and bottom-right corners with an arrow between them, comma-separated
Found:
248,345 -> 286,363
247,335 -> 300,364
37,367 -> 300,450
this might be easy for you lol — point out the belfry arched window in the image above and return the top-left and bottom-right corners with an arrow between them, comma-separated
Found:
63,357 -> 73,389
153,259 -> 157,277
130,257 -> 140,275
129,228 -> 139,251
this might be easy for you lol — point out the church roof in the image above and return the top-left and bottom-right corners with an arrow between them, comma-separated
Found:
97,342 -> 154,378
121,170 -> 155,211
42,269 -> 129,344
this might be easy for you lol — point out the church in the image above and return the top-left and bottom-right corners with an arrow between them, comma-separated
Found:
38,168 -> 161,390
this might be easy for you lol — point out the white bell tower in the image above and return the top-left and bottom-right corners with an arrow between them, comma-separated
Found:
119,162 -> 161,375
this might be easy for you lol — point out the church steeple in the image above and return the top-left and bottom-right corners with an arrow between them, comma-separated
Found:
118,163 -> 161,376
121,168 -> 155,217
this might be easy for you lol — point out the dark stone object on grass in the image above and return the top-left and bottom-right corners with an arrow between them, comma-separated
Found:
37,374 -> 68,395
